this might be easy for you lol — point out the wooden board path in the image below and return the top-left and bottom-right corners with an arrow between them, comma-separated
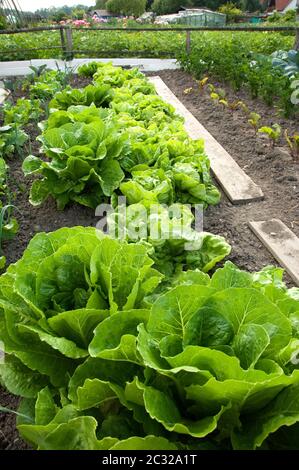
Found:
149,76 -> 264,205
249,219 -> 299,286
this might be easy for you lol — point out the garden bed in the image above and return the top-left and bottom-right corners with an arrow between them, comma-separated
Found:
0,66 -> 298,450
146,70 -> 299,273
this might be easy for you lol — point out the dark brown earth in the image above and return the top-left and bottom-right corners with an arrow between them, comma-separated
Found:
146,70 -> 299,275
0,68 -> 298,450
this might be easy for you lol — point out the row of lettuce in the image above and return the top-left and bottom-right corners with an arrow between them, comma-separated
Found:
0,68 -> 74,266
0,62 -> 299,450
1,229 -> 299,450
22,62 -> 227,277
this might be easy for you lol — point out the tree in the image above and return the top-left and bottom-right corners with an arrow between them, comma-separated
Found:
106,0 -> 146,16
0,14 -> 7,30
152,0 -> 192,15
241,0 -> 261,12
72,9 -> 85,19
95,0 -> 108,8
51,10 -> 69,22
146,0 -> 155,9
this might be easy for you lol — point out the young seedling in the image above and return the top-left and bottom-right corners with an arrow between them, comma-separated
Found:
219,98 -> 229,109
217,88 -> 226,100
29,64 -> 48,78
229,100 -> 248,113
207,83 -> 215,93
197,76 -> 209,92
210,92 -> 219,101
248,112 -> 261,133
285,130 -> 299,161
258,124 -> 282,148
0,204 -> 19,269
183,87 -> 193,95
209,87 -> 228,109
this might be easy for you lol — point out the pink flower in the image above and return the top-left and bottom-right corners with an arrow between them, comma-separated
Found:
72,19 -> 90,27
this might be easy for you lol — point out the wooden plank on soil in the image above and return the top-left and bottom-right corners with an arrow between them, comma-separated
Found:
249,218 -> 299,286
149,76 -> 264,204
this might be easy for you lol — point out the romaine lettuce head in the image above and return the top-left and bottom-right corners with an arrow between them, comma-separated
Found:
108,203 -> 230,276
0,228 -> 162,392
120,168 -> 174,206
23,117 -> 128,210
49,84 -> 113,111
1,228 -> 299,451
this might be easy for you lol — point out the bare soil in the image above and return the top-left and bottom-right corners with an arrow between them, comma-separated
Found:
0,69 -> 299,450
146,70 -> 299,274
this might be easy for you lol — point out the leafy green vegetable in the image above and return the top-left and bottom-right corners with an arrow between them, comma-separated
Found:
49,84 -> 113,111
1,234 -> 298,450
108,202 -> 230,276
23,117 -> 127,209
0,124 -> 28,158
3,98 -> 42,126
24,63 -> 219,210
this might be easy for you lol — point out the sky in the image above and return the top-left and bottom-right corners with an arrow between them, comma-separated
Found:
18,0 -> 95,13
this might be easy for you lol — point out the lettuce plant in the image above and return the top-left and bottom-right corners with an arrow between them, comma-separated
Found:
3,98 -> 42,126
0,158 -> 18,267
108,203 -> 231,276
23,64 -> 220,210
0,125 -> 28,159
23,115 -> 127,210
1,232 -> 299,450
49,84 -> 113,111
0,227 -> 162,390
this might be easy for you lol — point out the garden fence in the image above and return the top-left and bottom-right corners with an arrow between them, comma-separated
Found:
0,25 -> 298,60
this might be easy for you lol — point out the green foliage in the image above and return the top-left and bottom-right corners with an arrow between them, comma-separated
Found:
108,203 -> 231,276
0,159 -> 19,265
29,70 -> 67,101
50,11 -> 69,23
24,63 -> 219,211
96,0 -> 108,7
77,61 -> 101,78
248,112 -> 261,132
241,0 -> 261,12
258,124 -> 281,146
267,10 -> 296,24
36,5 -> 90,19
0,125 -> 28,159
3,98 -> 42,126
1,248 -> 299,449
152,0 -> 191,15
23,112 -> 127,210
218,3 -> 242,22
49,84 -> 113,110
271,50 -> 299,78
179,32 -> 297,117
0,15 -> 7,30
71,9 -> 86,20
284,130 -> 299,160
106,0 -> 147,17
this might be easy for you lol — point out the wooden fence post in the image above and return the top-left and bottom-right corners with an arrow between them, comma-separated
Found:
59,26 -> 67,59
65,27 -> 74,61
186,30 -> 191,54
